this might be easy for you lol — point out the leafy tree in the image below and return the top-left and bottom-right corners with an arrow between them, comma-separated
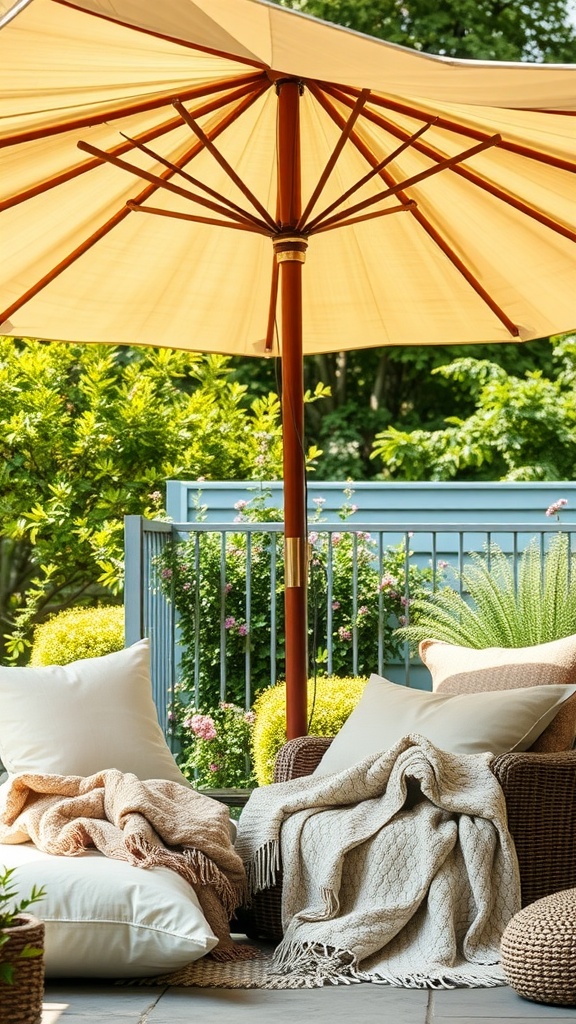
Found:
0,338 -> 289,662
284,0 -> 576,61
371,334 -> 576,480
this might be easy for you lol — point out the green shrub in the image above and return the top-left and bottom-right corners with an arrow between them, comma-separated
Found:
252,676 -> 367,785
30,605 -> 124,666
397,532 -> 576,651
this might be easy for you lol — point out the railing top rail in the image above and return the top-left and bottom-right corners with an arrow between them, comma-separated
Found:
139,519 -> 576,535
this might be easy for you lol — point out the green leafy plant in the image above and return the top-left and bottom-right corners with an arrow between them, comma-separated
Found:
0,867 -> 46,984
169,700 -> 256,790
30,605 -> 125,666
251,675 -> 367,785
397,531 -> 576,651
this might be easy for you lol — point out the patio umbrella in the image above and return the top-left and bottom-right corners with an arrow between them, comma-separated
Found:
1,0 -> 575,739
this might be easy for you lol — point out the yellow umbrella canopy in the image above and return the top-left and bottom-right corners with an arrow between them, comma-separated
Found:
1,0 -> 575,735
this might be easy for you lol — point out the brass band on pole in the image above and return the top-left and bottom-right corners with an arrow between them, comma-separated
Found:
284,536 -> 304,588
273,234 -> 308,263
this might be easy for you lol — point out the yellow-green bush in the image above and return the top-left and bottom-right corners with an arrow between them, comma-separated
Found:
30,606 -> 125,666
252,675 -> 367,785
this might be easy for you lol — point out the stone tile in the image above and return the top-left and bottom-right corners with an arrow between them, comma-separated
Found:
148,984 -> 430,1023
42,982 -> 164,1021
432,986 -> 576,1019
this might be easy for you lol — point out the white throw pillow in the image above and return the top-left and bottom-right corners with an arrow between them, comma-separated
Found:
314,673 -> 576,777
0,640 -> 188,784
0,839 -> 217,977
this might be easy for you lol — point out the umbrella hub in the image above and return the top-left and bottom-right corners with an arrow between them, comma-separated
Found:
272,234 -> 308,264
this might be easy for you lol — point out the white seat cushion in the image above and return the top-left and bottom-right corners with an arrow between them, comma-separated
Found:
0,839 -> 217,977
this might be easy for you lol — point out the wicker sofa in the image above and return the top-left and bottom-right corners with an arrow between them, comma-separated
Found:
241,735 -> 576,943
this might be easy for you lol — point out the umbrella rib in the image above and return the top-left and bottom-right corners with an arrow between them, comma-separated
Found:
0,73 -> 264,150
77,139 -> 270,232
324,82 -> 576,174
312,201 -> 416,232
296,88 -> 371,230
125,201 -> 270,234
265,255 -> 280,353
316,98 -> 521,338
309,135 -> 501,233
118,126 -> 271,232
305,82 -> 435,231
173,98 -> 278,233
326,86 -> 576,244
0,79 -> 268,214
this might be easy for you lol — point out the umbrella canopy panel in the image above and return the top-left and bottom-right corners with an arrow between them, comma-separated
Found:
1,0 -> 575,353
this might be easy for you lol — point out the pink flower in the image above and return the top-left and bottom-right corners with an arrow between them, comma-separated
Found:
308,531 -> 319,545
219,702 -> 235,710
244,711 -> 256,725
437,560 -> 449,569
338,626 -> 352,642
312,497 -> 325,505
234,500 -> 247,511
332,600 -> 341,611
546,498 -> 568,518
332,533 -> 342,546
237,623 -> 248,637
161,568 -> 173,579
359,605 -> 369,616
209,763 -> 219,773
188,714 -> 217,740
379,573 -> 398,591
182,582 -> 191,591
225,616 -> 236,629
224,582 -> 232,594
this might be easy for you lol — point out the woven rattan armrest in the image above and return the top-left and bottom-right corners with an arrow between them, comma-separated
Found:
273,735 -> 333,782
491,749 -> 576,906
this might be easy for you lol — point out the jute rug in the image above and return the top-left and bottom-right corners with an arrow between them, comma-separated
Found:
121,950 -> 307,990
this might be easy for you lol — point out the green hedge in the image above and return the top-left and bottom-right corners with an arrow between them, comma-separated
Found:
252,675 -> 367,785
30,606 -> 124,666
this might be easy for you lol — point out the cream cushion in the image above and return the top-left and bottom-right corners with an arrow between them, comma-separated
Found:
0,639 -> 188,783
0,837 -> 217,977
314,673 -> 576,777
420,636 -> 576,752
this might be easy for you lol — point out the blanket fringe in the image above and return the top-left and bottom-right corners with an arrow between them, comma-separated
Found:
245,838 -> 281,896
270,941 -> 507,990
271,941 -> 360,988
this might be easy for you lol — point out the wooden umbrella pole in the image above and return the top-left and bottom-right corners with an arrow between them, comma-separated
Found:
275,78 -> 309,740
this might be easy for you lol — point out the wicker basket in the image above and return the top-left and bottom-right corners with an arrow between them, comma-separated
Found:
501,887 -> 576,1007
0,913 -> 45,1024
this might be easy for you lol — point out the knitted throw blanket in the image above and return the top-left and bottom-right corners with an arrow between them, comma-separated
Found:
235,734 -> 521,988
0,770 -> 251,961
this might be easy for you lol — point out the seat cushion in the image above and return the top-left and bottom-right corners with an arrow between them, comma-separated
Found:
314,673 -> 576,777
0,838 -> 217,977
420,636 -> 576,752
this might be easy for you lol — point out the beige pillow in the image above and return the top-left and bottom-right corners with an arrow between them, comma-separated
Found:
314,673 -> 576,777
420,636 -> 576,752
0,639 -> 188,783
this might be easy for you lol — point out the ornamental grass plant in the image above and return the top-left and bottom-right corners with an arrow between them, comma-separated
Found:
397,531 -> 576,651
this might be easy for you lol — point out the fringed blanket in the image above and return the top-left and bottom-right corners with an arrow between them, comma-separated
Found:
0,770 -> 252,961
235,733 -> 521,988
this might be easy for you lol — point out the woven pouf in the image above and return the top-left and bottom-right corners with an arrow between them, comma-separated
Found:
501,888 -> 576,1007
